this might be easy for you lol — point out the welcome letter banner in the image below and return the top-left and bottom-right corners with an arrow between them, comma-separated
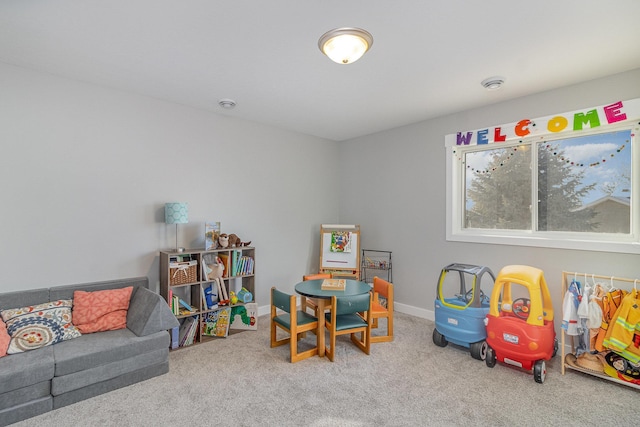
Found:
445,98 -> 640,147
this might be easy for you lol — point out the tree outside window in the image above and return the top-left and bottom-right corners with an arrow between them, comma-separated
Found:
463,129 -> 631,235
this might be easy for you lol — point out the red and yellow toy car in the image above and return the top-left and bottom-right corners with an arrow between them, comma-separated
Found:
484,265 -> 557,383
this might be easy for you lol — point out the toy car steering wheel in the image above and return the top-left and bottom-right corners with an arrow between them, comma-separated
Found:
512,297 -> 531,319
464,289 -> 487,303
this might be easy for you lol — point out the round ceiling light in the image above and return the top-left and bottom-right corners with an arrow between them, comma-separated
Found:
218,98 -> 237,109
318,27 -> 373,65
481,76 -> 505,90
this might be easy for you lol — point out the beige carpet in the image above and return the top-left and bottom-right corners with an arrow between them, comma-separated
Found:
13,312 -> 639,426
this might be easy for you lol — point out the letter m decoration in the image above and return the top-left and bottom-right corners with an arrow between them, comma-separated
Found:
456,132 -> 473,145
573,109 -> 601,131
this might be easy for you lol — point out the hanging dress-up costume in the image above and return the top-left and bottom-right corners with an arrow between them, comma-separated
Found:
603,290 -> 640,363
595,289 -> 627,352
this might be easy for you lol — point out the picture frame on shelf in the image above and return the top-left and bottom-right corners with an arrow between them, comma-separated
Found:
205,222 -> 221,250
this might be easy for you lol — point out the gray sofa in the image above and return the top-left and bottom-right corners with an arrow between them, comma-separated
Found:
0,277 -> 179,426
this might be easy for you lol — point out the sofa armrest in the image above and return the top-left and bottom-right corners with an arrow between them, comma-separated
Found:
126,287 -> 179,337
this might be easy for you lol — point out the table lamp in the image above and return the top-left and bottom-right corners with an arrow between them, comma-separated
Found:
165,202 -> 188,252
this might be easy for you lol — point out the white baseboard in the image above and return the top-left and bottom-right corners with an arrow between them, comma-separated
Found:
395,302 -> 434,321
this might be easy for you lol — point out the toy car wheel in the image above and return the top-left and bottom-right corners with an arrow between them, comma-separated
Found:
534,360 -> 546,383
485,346 -> 496,368
432,329 -> 448,347
552,338 -> 558,358
470,340 -> 488,361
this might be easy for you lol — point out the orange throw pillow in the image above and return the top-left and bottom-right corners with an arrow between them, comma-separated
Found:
0,319 -> 10,357
72,287 -> 133,334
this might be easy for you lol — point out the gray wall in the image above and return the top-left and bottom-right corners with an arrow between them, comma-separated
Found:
0,63 -> 340,307
2,60 -> 639,321
339,68 -> 640,319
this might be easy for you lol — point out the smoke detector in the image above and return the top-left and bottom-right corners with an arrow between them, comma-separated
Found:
481,76 -> 505,90
218,98 -> 237,109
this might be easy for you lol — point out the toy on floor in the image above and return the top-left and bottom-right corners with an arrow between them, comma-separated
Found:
484,265 -> 557,383
433,263 -> 495,360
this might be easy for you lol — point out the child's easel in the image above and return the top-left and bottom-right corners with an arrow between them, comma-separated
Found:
319,224 -> 361,279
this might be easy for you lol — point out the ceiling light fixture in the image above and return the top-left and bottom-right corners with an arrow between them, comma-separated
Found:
318,27 -> 373,65
218,98 -> 237,109
481,76 -> 505,90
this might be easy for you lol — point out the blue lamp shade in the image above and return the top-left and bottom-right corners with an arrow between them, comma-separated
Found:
165,203 -> 189,224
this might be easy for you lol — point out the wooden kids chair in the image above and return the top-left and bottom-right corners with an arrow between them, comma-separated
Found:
270,287 -> 319,363
324,292 -> 373,362
371,276 -> 394,343
300,273 -> 332,316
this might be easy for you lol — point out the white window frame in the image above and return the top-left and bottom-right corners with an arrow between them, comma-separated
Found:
446,123 -> 640,254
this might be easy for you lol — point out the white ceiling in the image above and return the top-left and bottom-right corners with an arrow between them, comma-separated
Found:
2,1 -> 640,141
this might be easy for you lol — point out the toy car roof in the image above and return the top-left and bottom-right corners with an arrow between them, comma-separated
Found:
442,263 -> 495,277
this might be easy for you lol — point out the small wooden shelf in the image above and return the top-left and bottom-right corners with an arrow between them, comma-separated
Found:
160,246 -> 256,349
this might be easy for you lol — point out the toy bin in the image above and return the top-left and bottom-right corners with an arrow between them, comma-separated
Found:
433,263 -> 495,360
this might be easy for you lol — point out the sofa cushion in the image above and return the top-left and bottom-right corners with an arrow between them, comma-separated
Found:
52,361 -> 168,410
0,395 -> 52,426
0,381 -> 50,412
1,300 -> 81,354
51,347 -> 168,395
0,289 -> 50,312
52,328 -> 169,377
0,346 -> 54,394
49,277 -> 148,301
0,319 -> 9,357
127,286 -> 180,336
72,286 -> 133,333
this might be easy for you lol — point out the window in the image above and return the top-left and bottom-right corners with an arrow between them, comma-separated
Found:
447,124 -> 638,254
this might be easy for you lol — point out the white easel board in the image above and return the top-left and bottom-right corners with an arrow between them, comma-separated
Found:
319,224 -> 360,278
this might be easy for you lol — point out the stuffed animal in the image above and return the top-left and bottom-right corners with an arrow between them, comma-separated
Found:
229,291 -> 239,305
206,257 -> 225,282
228,234 -> 241,247
218,233 -> 229,248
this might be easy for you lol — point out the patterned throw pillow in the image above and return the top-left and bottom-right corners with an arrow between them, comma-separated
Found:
72,287 -> 133,333
0,319 -> 10,357
1,299 -> 82,354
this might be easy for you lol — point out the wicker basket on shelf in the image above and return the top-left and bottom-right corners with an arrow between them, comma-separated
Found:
169,260 -> 198,285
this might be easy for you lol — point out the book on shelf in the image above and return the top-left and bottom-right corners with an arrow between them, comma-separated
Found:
202,307 -> 232,338
178,316 -> 198,346
171,295 -> 180,315
231,250 -> 238,276
321,278 -> 346,291
186,318 -> 198,345
244,257 -> 254,275
200,286 -> 207,310
178,299 -> 197,315
179,299 -> 194,311
205,221 -> 221,250
236,256 -> 254,275
230,303 -> 258,331
170,326 -> 179,349
218,253 -> 230,278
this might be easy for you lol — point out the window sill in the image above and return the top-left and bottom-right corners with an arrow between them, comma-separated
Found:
446,230 -> 640,255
